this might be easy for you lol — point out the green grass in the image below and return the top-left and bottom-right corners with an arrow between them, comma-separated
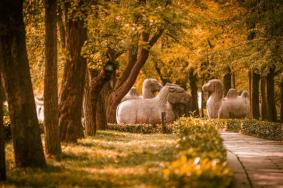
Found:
1,131 -> 178,188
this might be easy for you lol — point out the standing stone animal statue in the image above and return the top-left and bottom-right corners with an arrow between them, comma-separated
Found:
34,96 -> 44,122
121,78 -> 162,102
116,84 -> 190,124
202,79 -> 250,119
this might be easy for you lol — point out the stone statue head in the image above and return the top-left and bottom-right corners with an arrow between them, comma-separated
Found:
167,85 -> 190,104
202,79 -> 223,97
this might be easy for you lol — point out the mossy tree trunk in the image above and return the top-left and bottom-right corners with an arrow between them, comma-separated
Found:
266,68 -> 277,122
44,0 -> 61,157
260,76 -> 267,120
189,68 -> 199,117
0,76 -> 6,180
0,0 -> 46,167
251,72 -> 260,119
59,11 -> 87,142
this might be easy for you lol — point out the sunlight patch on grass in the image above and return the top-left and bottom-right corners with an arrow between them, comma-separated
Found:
2,131 -> 178,187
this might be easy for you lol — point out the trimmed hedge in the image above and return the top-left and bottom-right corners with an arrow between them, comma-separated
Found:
241,120 -> 283,140
202,119 -> 283,140
107,123 -> 174,134
163,117 -> 233,188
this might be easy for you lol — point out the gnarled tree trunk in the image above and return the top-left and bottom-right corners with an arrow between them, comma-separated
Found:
0,0 -> 46,167
59,16 -> 87,142
84,62 -> 116,135
44,0 -> 61,157
266,68 -> 277,122
251,72 -> 260,119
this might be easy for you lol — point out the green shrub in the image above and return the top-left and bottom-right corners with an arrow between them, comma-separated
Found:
201,118 -> 282,140
241,120 -> 283,140
163,117 -> 233,188
107,123 -> 174,134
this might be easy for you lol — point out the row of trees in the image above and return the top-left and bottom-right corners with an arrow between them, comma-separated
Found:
0,0 -> 189,180
0,0 -> 282,181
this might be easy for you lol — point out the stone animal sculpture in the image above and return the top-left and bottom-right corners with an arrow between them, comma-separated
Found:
121,78 -> 162,102
202,79 -> 250,119
34,96 -> 44,122
164,83 -> 193,118
116,84 -> 190,124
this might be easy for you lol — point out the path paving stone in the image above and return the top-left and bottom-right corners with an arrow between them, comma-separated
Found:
221,132 -> 283,188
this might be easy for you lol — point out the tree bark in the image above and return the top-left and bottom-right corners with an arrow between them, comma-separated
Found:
83,70 -> 96,136
0,0 -> 46,167
96,93 -> 106,130
248,71 -> 252,116
152,59 -> 170,85
106,30 -> 164,123
232,72 -> 236,88
251,72 -> 260,119
84,62 -> 116,135
0,75 -> 6,180
44,0 -> 61,158
189,68 -> 199,117
59,16 -> 87,142
57,4 -> 66,49
266,68 -> 277,122
260,76 -> 267,120
280,73 -> 283,123
223,67 -> 232,96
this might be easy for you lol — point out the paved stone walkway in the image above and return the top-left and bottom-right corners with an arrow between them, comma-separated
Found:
221,132 -> 283,188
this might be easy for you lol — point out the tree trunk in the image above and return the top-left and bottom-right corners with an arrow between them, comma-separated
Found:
0,1 -> 46,167
57,5 -> 66,49
248,71 -> 252,116
223,67 -> 232,96
152,59 -> 170,85
266,68 -> 277,122
83,70 -> 96,136
84,62 -> 116,134
280,73 -> 283,123
59,17 -> 87,142
96,93 -> 106,130
0,76 -> 6,180
260,76 -> 267,120
44,0 -> 61,158
189,68 -> 199,117
232,72 -> 236,88
251,72 -> 260,119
